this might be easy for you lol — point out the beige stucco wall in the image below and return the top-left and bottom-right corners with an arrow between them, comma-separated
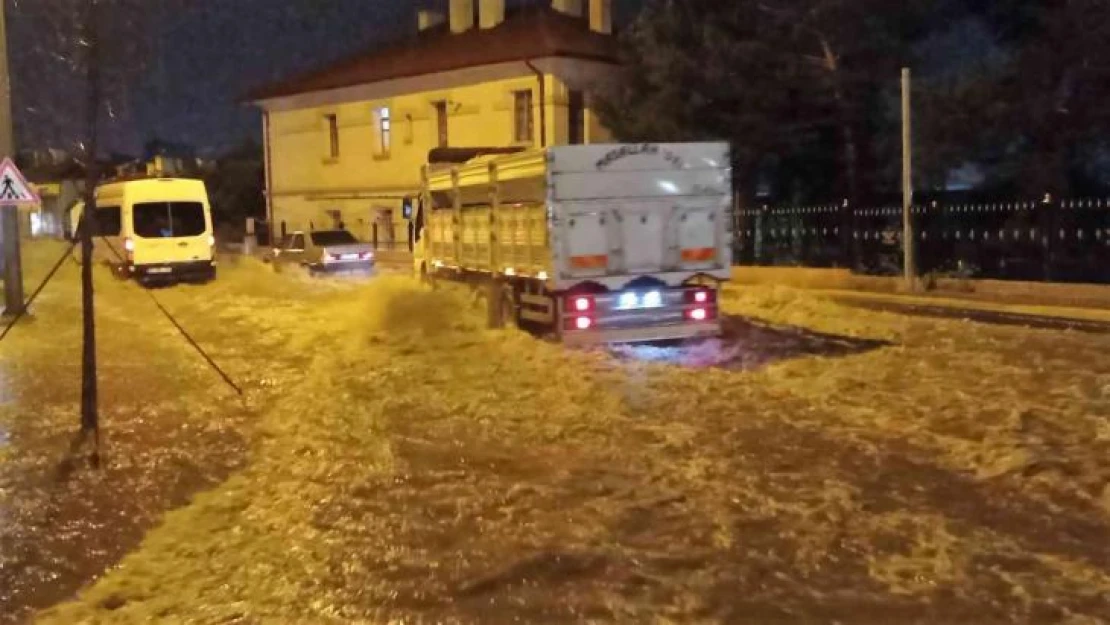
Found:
261,58 -> 617,245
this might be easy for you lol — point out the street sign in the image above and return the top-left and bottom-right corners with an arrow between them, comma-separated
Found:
0,158 -> 40,206
0,157 -> 35,316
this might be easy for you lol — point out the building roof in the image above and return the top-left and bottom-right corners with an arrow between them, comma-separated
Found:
248,8 -> 618,102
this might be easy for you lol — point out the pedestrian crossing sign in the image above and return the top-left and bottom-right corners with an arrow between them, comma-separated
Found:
0,158 -> 40,206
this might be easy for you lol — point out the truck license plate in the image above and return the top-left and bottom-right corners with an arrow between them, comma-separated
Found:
148,267 -> 172,274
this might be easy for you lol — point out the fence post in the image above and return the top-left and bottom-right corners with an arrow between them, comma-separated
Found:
1041,193 -> 1056,281
731,192 -> 743,264
840,198 -> 854,270
755,204 -> 767,265
244,217 -> 256,256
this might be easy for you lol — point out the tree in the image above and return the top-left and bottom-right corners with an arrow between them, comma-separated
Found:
947,0 -> 1110,195
595,0 -> 937,204
594,0 -> 796,201
205,138 -> 264,234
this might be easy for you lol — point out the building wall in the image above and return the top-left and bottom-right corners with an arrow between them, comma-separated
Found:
263,62 -> 617,246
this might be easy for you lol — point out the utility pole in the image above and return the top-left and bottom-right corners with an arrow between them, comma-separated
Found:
901,67 -> 916,291
0,0 -> 25,316
0,0 -> 13,158
79,0 -> 101,443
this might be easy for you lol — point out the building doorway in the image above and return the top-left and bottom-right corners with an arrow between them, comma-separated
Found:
372,208 -> 395,250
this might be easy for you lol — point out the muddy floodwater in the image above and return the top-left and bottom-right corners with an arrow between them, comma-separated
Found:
2,243 -> 1108,624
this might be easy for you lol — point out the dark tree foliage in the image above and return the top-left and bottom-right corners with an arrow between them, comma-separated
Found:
595,0 -> 934,204
205,139 -> 265,231
598,0 -> 1110,201
926,0 -> 1110,195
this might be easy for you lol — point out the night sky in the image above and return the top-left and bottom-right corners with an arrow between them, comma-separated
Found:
8,0 -> 640,158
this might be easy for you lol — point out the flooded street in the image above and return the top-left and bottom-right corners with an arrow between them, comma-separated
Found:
2,243 -> 1109,624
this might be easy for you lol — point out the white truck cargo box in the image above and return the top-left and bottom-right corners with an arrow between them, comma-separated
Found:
412,142 -> 732,344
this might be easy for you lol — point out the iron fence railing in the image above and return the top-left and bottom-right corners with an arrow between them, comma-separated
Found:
734,198 -> 1110,283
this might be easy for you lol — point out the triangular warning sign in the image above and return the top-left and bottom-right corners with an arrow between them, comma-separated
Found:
0,158 -> 40,206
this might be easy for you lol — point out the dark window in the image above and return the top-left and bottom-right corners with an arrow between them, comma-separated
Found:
132,202 -> 206,239
325,114 -> 339,159
93,206 -> 121,236
513,90 -> 534,143
568,90 -> 586,145
310,230 -> 358,246
433,101 -> 449,148
414,199 -> 425,242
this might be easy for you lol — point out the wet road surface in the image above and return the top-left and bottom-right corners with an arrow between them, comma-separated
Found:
3,247 -> 1110,624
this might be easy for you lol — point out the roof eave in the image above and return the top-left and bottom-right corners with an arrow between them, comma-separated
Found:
249,51 -> 619,106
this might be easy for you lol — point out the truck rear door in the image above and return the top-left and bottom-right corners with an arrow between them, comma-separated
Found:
560,200 -> 723,278
550,143 -> 732,285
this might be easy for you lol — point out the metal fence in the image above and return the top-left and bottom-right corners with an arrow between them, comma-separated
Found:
733,198 -> 1110,283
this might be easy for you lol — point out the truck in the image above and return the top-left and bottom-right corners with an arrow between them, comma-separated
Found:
410,142 -> 733,345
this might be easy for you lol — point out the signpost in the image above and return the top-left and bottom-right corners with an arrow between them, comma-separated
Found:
0,157 -> 40,316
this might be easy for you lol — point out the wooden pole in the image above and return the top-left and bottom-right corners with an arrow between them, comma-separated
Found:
901,67 -> 916,290
80,0 -> 101,438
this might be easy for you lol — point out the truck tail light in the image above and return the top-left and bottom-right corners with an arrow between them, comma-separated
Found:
687,306 -> 719,322
575,316 -> 593,330
570,295 -> 594,312
685,288 -> 716,304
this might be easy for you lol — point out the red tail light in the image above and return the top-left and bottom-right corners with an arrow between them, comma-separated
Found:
685,288 -> 717,304
575,316 -> 593,330
689,308 -> 709,322
569,295 -> 594,312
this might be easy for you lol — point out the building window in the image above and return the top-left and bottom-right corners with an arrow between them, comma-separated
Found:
513,90 -> 534,144
433,101 -> 449,148
568,90 -> 585,145
324,114 -> 339,159
374,106 -> 391,157
404,113 -> 414,145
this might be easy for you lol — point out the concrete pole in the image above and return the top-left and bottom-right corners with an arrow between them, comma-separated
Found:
901,67 -> 916,291
0,0 -> 24,316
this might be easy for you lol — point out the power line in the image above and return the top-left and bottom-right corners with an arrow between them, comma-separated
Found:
98,236 -> 243,396
0,240 -> 77,343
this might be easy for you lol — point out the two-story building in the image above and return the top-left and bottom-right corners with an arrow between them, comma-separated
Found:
250,0 -> 619,249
